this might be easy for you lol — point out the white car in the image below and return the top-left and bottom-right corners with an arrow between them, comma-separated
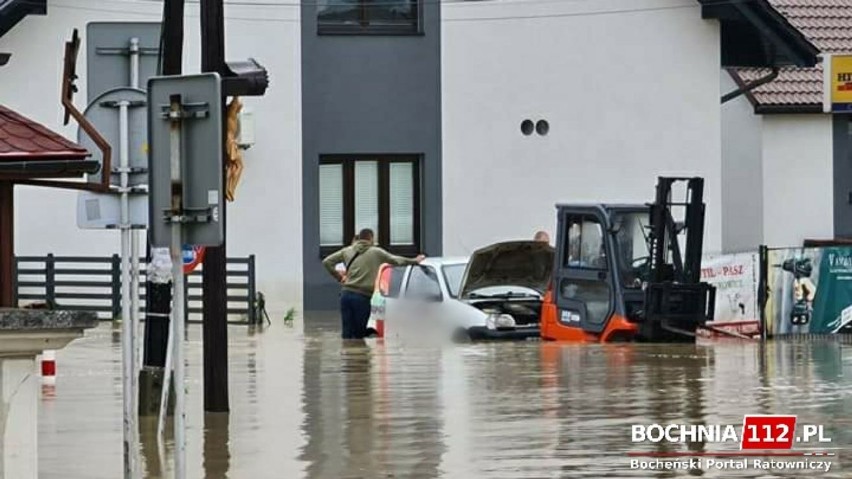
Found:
368,240 -> 554,341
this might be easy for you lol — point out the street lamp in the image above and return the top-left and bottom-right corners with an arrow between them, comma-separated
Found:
222,57 -> 269,97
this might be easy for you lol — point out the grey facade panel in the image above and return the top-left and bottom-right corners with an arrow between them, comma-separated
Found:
834,116 -> 852,239
301,0 -> 442,311
721,72 -> 764,253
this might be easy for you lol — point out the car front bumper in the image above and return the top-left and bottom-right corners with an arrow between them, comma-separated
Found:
467,326 -> 540,341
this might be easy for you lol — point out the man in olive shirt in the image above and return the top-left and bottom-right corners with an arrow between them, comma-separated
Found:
322,228 -> 425,339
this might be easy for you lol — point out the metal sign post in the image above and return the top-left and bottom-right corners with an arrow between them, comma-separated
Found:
76,27 -> 160,478
148,73 -> 223,479
167,95 -> 187,479
128,37 -> 143,425
121,38 -> 142,479
118,94 -> 135,479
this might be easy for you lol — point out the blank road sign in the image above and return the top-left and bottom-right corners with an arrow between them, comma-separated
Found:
78,87 -> 148,186
87,22 -> 162,100
76,191 -> 149,229
148,73 -> 223,247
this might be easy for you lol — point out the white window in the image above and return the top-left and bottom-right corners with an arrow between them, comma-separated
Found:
319,155 -> 420,256
319,164 -> 343,247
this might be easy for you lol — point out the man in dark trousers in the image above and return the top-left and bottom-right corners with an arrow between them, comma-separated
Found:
322,228 -> 425,339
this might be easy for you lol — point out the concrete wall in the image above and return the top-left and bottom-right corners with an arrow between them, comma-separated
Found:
720,71 -> 763,253
761,115 -> 834,247
441,0 -> 723,256
0,1 -> 302,315
300,0 -> 443,311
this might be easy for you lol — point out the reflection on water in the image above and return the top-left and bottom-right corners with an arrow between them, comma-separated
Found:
37,318 -> 852,478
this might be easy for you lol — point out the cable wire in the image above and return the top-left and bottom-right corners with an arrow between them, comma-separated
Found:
14,0 -> 752,24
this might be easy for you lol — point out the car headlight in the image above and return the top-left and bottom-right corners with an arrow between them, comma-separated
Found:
486,313 -> 516,330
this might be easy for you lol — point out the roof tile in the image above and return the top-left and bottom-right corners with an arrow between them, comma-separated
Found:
0,105 -> 88,160
731,0 -> 852,108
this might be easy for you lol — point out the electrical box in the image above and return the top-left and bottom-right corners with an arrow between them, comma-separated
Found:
237,107 -> 255,149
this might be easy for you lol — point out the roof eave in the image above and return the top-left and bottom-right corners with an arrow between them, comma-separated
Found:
754,103 -> 823,115
743,0 -> 820,68
0,0 -> 47,39
0,159 -> 100,179
0,152 -> 90,162
699,0 -> 820,68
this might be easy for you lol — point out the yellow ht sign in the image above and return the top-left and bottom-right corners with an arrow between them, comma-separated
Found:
824,54 -> 852,112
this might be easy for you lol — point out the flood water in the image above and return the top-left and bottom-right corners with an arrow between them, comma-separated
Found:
38,317 -> 852,478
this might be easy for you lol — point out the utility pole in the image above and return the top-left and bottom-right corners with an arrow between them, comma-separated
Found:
140,0 -> 184,416
0,56 -> 11,308
200,0 -> 230,413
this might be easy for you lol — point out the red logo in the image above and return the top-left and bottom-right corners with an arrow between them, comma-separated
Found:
741,415 -> 796,450
182,245 -> 206,274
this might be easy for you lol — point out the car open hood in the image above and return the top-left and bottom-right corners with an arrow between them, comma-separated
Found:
459,241 -> 555,299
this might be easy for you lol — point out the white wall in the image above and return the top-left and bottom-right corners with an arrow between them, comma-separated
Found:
0,1 -> 302,314
720,71 -> 764,253
441,0 -> 722,255
761,115 -> 834,247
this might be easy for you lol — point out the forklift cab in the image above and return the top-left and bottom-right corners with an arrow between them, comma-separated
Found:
541,205 -> 649,342
540,177 -> 716,343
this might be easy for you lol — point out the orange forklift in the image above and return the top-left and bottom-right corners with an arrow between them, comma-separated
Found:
540,177 -> 716,342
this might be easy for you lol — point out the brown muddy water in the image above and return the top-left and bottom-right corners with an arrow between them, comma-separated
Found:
38,316 -> 852,478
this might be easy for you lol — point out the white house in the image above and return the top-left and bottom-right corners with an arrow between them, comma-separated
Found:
0,1 -> 303,314
722,0 -> 852,251
0,0 -> 821,313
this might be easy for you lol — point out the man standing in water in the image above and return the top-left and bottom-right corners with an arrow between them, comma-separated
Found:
322,228 -> 425,339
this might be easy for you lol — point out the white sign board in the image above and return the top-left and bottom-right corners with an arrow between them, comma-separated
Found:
76,191 -> 149,229
700,252 -> 759,323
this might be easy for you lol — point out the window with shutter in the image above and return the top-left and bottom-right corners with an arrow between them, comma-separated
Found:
319,164 -> 343,246
354,161 -> 379,243
317,0 -> 420,35
318,155 -> 421,257
389,162 -> 414,245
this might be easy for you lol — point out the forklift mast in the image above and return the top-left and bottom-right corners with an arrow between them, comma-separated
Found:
647,177 -> 705,284
641,177 -> 715,339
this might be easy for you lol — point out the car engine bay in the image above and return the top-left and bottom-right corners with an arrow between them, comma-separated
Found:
469,299 -> 542,326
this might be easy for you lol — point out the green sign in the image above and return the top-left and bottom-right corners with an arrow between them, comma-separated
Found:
812,248 -> 852,333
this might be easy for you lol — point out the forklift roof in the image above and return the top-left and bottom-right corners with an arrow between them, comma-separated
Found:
554,203 -> 649,212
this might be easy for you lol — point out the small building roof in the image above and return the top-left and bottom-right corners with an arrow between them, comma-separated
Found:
729,0 -> 852,113
0,105 -> 97,179
0,105 -> 88,161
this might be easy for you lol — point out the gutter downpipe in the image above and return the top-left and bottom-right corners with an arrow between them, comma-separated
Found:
721,67 -> 780,104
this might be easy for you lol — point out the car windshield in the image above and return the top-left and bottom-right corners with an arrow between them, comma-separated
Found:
612,211 -> 651,288
442,264 -> 467,298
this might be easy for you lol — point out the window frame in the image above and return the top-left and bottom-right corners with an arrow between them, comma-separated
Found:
377,264 -> 408,298
316,0 -> 423,36
404,264 -> 443,301
440,263 -> 467,299
562,214 -> 608,271
319,154 -> 421,258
